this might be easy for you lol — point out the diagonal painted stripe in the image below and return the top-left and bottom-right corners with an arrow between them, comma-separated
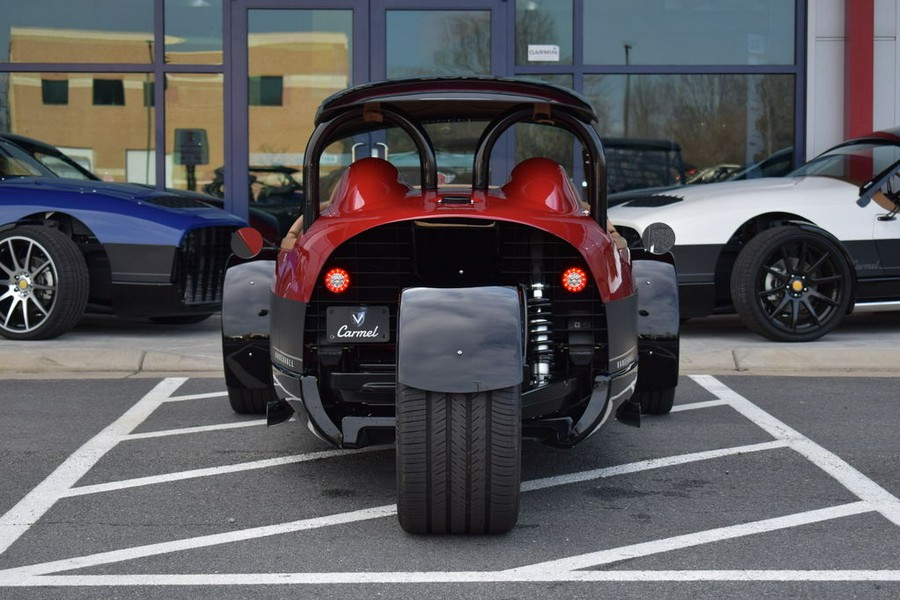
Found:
0,437 -> 794,578
0,504 -> 398,578
164,391 -> 227,402
671,399 -> 729,412
691,374 -> 900,526
0,378 -> 187,557
125,420 -> 267,440
64,445 -> 390,497
503,502 -> 871,575
520,440 -> 788,492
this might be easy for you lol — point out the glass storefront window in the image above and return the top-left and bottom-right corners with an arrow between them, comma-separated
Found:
0,71 -> 157,183
0,0 -> 154,64
247,9 -> 352,234
514,74 -> 575,173
583,0 -> 795,65
515,0 -> 573,66
386,10 -> 491,77
165,0 -> 223,65
165,73 -> 223,193
584,73 -> 794,192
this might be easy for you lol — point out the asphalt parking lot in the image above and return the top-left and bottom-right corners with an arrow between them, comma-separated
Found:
1,311 -> 899,598
1,371 -> 899,599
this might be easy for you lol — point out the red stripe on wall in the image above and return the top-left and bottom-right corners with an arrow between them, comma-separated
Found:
845,0 -> 874,139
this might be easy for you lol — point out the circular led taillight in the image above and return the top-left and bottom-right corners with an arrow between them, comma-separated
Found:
324,268 -> 350,293
561,267 -> 588,293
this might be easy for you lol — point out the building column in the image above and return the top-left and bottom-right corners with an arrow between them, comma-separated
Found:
844,0 -> 874,138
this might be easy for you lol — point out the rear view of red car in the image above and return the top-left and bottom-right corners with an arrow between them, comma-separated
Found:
221,77 -> 680,534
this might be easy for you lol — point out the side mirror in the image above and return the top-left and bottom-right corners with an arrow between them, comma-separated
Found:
642,222 -> 676,255
230,227 -> 265,259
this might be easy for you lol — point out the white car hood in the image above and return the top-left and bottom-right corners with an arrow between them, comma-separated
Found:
609,176 -> 864,246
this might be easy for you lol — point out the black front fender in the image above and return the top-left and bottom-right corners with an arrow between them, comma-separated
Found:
221,257 -> 276,392
632,250 -> 680,391
397,286 -> 524,394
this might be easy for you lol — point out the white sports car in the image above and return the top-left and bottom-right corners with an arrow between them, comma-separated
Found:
610,129 -> 900,342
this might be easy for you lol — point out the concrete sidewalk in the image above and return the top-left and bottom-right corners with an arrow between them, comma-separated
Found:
1,311 -> 899,378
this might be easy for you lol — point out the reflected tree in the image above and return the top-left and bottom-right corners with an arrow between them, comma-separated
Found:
433,15 -> 491,75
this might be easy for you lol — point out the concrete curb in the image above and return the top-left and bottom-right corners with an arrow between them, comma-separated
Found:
2,312 -> 899,378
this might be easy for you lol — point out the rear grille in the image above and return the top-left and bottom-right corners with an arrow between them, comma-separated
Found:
305,219 -> 609,372
174,226 -> 235,305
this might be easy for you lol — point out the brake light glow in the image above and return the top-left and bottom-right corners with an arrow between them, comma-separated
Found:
324,268 -> 350,293
561,267 -> 588,293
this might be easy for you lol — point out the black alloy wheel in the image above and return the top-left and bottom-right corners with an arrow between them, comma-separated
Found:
730,226 -> 853,342
0,226 -> 89,340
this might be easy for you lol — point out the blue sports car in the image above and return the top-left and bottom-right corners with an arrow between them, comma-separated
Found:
0,133 -> 247,340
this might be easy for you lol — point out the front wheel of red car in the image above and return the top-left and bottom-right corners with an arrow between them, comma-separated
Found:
635,387 -> 675,415
396,384 -> 521,534
731,226 -> 853,342
227,386 -> 275,414
0,226 -> 89,340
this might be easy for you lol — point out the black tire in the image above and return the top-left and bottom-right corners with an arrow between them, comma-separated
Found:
0,226 -> 89,340
731,226 -> 853,342
227,385 -> 275,414
635,387 -> 675,415
150,314 -> 212,325
396,384 -> 521,535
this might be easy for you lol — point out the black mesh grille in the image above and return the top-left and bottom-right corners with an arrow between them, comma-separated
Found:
305,219 -> 608,372
174,226 -> 235,305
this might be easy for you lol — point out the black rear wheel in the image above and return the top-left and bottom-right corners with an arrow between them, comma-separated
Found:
396,384 -> 521,534
731,226 -> 853,342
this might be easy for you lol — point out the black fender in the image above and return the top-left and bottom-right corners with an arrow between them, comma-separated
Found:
221,254 -> 277,394
632,249 -> 680,392
397,286 -> 524,394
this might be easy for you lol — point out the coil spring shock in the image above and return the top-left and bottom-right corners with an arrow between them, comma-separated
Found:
528,283 -> 554,386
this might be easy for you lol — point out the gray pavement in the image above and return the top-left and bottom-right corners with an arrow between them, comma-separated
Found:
1,310 -> 900,377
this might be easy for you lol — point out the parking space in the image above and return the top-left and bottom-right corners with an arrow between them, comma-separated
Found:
1,374 -> 899,598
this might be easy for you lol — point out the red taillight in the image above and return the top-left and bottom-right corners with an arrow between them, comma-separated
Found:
561,267 -> 588,293
324,268 -> 350,293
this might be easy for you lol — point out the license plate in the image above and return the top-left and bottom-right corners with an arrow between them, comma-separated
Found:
326,306 -> 390,343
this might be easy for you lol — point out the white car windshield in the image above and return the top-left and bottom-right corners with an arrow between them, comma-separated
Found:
791,142 -> 900,186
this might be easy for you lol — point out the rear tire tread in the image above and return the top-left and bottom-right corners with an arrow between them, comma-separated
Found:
397,384 -> 521,534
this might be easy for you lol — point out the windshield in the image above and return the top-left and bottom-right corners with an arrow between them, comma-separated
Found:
322,119 -> 581,192
790,141 -> 900,186
0,139 -> 51,177
28,151 -> 94,180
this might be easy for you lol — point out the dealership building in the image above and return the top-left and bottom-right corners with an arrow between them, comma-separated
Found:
0,0 -> 896,222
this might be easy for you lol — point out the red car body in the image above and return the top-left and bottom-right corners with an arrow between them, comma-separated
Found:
221,77 -> 680,535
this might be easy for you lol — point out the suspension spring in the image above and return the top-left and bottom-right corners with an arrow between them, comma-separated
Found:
527,283 -> 554,385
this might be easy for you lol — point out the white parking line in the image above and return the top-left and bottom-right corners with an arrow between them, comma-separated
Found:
5,569 -> 900,586
0,377 -> 188,556
126,420 -> 267,439
520,440 -> 788,492
64,445 -> 390,497
1,375 -> 898,587
691,374 -> 900,527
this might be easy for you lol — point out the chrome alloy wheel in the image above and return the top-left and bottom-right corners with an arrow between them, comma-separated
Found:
0,235 -> 59,336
